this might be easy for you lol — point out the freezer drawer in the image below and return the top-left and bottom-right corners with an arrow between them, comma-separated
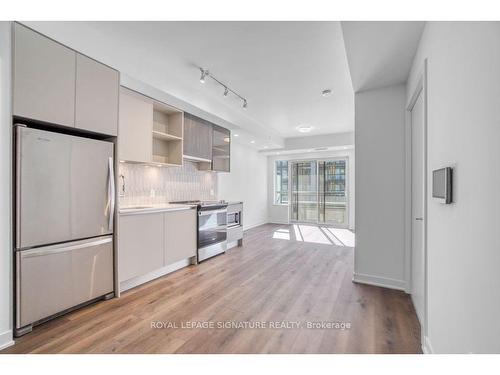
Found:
16,236 -> 114,329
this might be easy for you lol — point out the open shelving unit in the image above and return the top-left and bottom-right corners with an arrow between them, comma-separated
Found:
151,101 -> 183,166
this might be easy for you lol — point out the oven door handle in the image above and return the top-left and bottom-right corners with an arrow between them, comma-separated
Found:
198,209 -> 227,216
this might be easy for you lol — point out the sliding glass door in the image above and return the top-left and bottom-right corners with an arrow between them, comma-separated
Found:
290,161 -> 318,223
290,158 -> 348,227
318,160 -> 347,225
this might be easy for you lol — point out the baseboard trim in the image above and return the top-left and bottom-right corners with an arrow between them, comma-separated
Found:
268,220 -> 289,225
352,272 -> 406,291
0,330 -> 14,351
120,258 -> 193,293
422,335 -> 433,354
243,221 -> 268,231
227,241 -> 238,250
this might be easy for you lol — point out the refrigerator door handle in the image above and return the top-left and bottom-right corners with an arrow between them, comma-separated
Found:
108,157 -> 115,231
20,236 -> 113,258
15,125 -> 23,248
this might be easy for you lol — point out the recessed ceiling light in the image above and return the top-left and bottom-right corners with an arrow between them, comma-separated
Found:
297,125 -> 313,133
223,137 -> 230,143
263,145 -> 269,149
322,89 -> 332,97
234,134 -> 239,137
250,140 -> 255,144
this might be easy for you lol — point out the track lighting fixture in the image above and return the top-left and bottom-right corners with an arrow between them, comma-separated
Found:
198,67 -> 248,110
199,68 -> 209,83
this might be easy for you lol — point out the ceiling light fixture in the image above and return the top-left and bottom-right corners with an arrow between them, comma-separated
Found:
250,140 -> 255,144
199,68 -> 209,83
234,134 -> 239,137
198,67 -> 248,110
322,89 -> 332,97
297,125 -> 313,133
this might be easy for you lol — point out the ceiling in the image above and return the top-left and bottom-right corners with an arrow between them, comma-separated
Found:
25,21 -> 354,147
341,21 -> 426,92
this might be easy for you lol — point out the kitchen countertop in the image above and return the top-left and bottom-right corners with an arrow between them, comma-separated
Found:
119,201 -> 242,215
119,203 -> 196,215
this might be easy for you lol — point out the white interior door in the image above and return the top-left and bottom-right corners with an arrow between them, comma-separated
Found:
411,90 -> 425,324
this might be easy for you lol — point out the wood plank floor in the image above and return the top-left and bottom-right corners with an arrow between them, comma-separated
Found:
2,224 -> 421,354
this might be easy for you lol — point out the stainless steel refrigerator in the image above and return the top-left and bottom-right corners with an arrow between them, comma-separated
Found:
15,125 -> 115,336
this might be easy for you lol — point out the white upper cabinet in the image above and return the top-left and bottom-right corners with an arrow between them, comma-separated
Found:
75,54 -> 119,136
118,87 -> 153,163
13,23 -> 76,127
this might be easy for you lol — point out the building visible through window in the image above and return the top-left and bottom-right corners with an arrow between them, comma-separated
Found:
275,160 -> 288,204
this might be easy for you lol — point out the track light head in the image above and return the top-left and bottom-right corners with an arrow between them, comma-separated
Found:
199,68 -> 209,84
198,67 -> 247,109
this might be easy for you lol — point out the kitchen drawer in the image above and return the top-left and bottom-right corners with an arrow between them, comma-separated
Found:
17,236 -> 113,328
227,225 -> 243,243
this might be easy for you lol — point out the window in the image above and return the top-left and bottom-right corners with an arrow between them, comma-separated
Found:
275,160 -> 289,204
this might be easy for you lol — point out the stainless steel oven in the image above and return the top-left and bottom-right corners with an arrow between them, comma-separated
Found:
197,203 -> 228,262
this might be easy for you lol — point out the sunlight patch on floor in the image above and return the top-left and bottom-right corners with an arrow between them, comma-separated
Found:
272,228 -> 290,240
272,225 -> 355,247
325,227 -> 355,247
294,225 -> 331,245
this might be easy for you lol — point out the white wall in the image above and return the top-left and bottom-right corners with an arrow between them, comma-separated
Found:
0,22 -> 13,350
407,22 -> 500,354
218,141 -> 268,230
267,149 -> 355,230
283,132 -> 354,152
354,84 -> 407,291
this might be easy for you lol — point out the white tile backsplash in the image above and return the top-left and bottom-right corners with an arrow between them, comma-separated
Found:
118,161 -> 217,206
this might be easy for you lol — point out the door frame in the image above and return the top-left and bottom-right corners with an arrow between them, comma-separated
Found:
288,156 -> 350,228
405,58 -> 428,348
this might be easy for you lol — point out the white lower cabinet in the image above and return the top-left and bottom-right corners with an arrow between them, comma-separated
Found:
118,209 -> 197,287
118,213 -> 164,282
165,209 -> 197,265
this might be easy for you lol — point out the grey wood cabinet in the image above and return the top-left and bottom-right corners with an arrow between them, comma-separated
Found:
183,114 -> 213,161
118,213 -> 164,282
13,23 -> 76,127
118,87 -> 153,163
164,209 -> 197,265
75,54 -> 119,136
212,125 -> 231,172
